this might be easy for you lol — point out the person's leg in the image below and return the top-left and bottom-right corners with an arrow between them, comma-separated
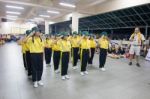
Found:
84,50 -> 89,71
65,52 -> 69,75
74,48 -> 79,66
49,48 -> 52,64
92,48 -> 95,62
61,52 -> 65,76
53,51 -> 60,70
99,49 -> 104,68
72,48 -> 76,66
23,53 -> 27,70
53,51 -> 57,70
26,51 -> 32,76
88,48 -> 95,64
88,48 -> 92,64
129,46 -> 134,65
45,48 -> 50,65
31,54 -> 37,82
81,50 -> 86,72
37,53 -> 43,81
47,49 -> 51,64
135,46 -> 141,67
44,48 -> 48,64
102,49 -> 107,68
57,51 -> 61,70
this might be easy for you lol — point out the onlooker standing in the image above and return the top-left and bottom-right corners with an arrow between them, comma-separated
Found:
129,27 -> 145,67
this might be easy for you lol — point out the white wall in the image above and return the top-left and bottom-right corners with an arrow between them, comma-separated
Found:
0,22 -> 36,34
52,12 -> 89,23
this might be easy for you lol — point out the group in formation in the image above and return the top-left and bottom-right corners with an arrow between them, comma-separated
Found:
18,27 -> 145,88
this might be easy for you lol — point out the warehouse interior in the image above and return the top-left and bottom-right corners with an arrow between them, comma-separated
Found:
0,0 -> 150,99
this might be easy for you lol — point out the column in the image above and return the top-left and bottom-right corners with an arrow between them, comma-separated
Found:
72,12 -> 79,33
45,21 -> 49,34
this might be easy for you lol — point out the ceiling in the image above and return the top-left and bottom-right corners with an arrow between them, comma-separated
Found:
0,0 -> 107,22
79,3 -> 150,30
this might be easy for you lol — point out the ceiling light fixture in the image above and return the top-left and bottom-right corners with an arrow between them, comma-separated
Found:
6,5 -> 24,9
6,18 -> 17,20
59,2 -> 76,8
6,15 -> 18,18
47,10 -> 60,14
39,15 -> 50,18
34,17 -> 44,20
6,11 -> 21,15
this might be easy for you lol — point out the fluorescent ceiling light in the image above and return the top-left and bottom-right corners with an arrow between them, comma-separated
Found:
49,21 -> 54,24
34,17 -> 44,20
6,11 -> 21,15
6,15 -> 18,18
47,10 -> 60,14
39,15 -> 50,18
59,2 -> 76,8
6,18 -> 17,20
6,5 -> 24,9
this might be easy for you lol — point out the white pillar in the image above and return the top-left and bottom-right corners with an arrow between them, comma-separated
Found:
72,12 -> 79,33
45,21 -> 49,34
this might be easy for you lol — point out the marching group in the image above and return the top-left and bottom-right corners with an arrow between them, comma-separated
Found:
18,27 -> 146,88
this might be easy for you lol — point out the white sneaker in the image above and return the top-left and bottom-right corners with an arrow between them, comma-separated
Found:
73,66 -> 78,70
38,81 -> 44,86
62,76 -> 66,80
73,66 -> 76,70
80,72 -> 85,76
84,71 -> 88,75
33,82 -> 38,88
55,70 -> 60,74
88,64 -> 92,66
46,64 -> 51,67
65,75 -> 70,79
101,68 -> 106,71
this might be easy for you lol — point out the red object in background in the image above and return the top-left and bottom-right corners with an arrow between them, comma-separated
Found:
126,53 -> 135,59
126,53 -> 130,58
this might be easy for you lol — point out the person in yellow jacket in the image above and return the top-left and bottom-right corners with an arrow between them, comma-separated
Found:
78,31 -> 91,76
70,31 -> 80,70
59,32 -> 71,80
17,33 -> 28,70
98,32 -> 109,71
129,27 -> 145,67
44,34 -> 53,67
18,30 -> 32,77
24,27 -> 44,88
51,34 -> 61,73
88,34 -> 96,66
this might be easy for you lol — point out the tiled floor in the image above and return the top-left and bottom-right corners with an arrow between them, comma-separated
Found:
0,42 -> 150,99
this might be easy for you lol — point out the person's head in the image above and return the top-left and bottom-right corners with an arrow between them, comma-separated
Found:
134,27 -> 140,33
26,30 -> 31,36
61,32 -> 68,40
101,31 -> 108,39
51,35 -> 55,39
82,31 -> 89,39
34,31 -> 41,37
72,31 -> 78,38
32,27 -> 41,37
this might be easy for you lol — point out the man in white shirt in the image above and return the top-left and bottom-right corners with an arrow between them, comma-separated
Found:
129,27 -> 145,67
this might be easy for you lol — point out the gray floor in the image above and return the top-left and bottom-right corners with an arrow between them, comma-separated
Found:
0,42 -> 150,99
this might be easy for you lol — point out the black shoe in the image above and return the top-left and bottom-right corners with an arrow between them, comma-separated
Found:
129,62 -> 132,66
136,63 -> 141,67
